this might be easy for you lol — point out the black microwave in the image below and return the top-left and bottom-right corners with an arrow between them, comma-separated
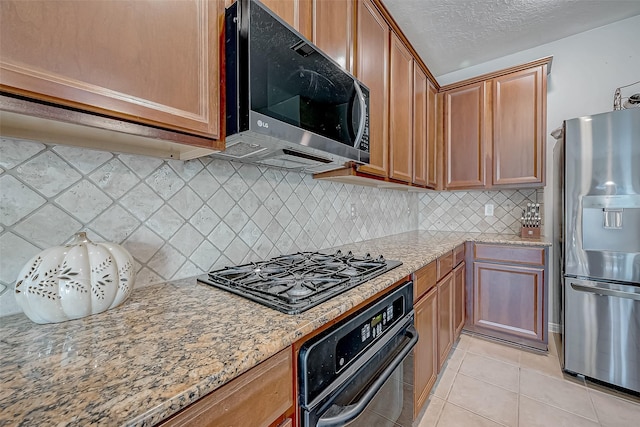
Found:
221,0 -> 370,172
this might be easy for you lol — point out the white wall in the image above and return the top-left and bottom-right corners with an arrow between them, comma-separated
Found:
437,15 -> 640,329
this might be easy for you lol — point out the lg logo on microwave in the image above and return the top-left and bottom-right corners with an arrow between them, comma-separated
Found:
257,120 -> 269,129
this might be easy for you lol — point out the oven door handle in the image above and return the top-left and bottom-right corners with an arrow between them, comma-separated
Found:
316,325 -> 418,427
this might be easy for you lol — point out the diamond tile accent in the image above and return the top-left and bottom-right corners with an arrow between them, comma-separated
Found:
191,240 -> 220,272
55,180 -> 112,223
146,205 -> 184,240
0,232 -> 41,286
168,186 -> 203,220
0,138 -> 46,169
188,169 -> 220,201
168,158 -> 203,181
119,154 -> 163,179
17,150 -> 82,197
224,173 -> 249,201
147,244 -> 186,279
208,188 -> 235,218
208,222 -> 236,251
123,226 -> 164,263
238,220 -> 262,247
119,183 -> 164,221
207,158 -> 236,185
0,175 -> 46,226
190,205 -> 219,236
52,145 -> 113,174
14,205 -> 82,248
90,158 -> 139,199
146,164 -> 184,200
170,224 -> 204,257
89,205 -> 140,243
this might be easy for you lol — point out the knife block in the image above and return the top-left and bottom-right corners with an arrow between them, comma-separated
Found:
520,226 -> 541,239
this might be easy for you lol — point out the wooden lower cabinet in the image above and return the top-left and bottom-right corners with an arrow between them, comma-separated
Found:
413,286 -> 438,418
453,261 -> 466,338
437,271 -> 454,370
473,262 -> 544,342
159,349 -> 293,427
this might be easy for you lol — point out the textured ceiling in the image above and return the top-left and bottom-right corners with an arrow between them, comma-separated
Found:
381,0 -> 640,77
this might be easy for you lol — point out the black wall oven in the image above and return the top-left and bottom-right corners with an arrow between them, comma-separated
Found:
298,281 -> 417,426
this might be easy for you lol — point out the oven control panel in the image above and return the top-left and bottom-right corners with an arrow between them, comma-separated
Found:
336,297 -> 403,372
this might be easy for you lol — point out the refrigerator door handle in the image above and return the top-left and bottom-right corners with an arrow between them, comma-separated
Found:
570,282 -> 640,301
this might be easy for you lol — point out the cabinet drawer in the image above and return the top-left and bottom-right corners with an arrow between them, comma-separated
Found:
474,244 -> 545,266
414,261 -> 437,302
453,244 -> 465,266
160,349 -> 293,427
437,252 -> 453,281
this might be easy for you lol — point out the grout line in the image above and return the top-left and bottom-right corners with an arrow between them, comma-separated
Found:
444,400 -> 512,427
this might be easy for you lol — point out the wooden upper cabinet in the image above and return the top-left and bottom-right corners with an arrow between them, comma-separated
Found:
426,79 -> 439,189
444,81 -> 487,189
413,66 -> 427,186
492,65 -> 546,186
259,0 -> 312,39
0,0 -> 221,139
355,0 -> 389,178
389,32 -> 413,183
312,0 -> 353,71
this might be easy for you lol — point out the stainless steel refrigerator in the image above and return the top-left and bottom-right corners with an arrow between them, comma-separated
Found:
555,107 -> 639,393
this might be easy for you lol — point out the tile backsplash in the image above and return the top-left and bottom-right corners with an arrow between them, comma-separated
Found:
0,136 -> 544,317
418,189 -> 544,233
0,137 -> 418,316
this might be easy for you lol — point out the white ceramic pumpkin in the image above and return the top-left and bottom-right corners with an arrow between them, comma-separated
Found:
15,232 -> 135,324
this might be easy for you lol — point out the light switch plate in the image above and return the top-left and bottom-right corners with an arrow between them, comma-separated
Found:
484,204 -> 494,216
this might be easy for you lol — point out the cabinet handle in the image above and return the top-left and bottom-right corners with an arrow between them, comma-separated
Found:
570,282 -> 640,301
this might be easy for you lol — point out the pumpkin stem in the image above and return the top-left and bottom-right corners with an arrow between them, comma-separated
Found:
69,232 -> 92,245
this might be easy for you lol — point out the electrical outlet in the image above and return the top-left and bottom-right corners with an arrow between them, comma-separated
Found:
484,203 -> 494,216
350,203 -> 356,218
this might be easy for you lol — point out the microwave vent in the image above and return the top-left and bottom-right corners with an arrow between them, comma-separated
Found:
219,141 -> 268,158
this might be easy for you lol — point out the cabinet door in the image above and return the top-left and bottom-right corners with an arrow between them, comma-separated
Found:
426,79 -> 439,189
453,261 -> 466,338
437,271 -> 454,371
413,66 -> 427,186
312,0 -> 352,71
473,262 -> 544,342
492,66 -> 545,186
414,286 -> 438,419
260,0 -> 312,39
355,0 -> 389,178
444,82 -> 487,189
389,33 -> 413,183
0,0 -> 221,139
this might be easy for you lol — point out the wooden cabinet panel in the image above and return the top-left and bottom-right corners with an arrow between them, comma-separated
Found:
437,271 -> 454,371
426,79 -> 439,189
493,66 -> 545,186
0,0 -> 221,139
453,244 -> 465,267
413,65 -> 427,186
473,262 -> 544,341
389,32 -> 414,183
355,0 -> 389,177
312,0 -> 352,71
159,349 -> 293,427
260,0 -> 312,39
474,244 -> 545,266
414,286 -> 438,418
414,261 -> 437,302
444,82 -> 487,189
437,251 -> 453,281
453,261 -> 466,338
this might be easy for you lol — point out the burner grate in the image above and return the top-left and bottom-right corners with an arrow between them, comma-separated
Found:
197,250 -> 402,314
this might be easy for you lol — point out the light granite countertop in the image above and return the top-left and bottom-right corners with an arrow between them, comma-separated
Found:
0,231 -> 549,427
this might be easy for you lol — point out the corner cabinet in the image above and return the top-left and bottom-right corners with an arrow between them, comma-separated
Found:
443,57 -> 551,190
0,0 -> 222,140
466,243 -> 548,350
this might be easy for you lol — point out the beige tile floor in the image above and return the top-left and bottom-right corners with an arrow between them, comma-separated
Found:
416,333 -> 640,427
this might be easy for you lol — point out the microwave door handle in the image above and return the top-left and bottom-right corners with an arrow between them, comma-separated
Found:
316,325 -> 418,427
353,81 -> 366,148
570,282 -> 640,301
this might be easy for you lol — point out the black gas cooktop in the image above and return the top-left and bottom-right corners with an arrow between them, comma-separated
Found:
197,250 -> 402,314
